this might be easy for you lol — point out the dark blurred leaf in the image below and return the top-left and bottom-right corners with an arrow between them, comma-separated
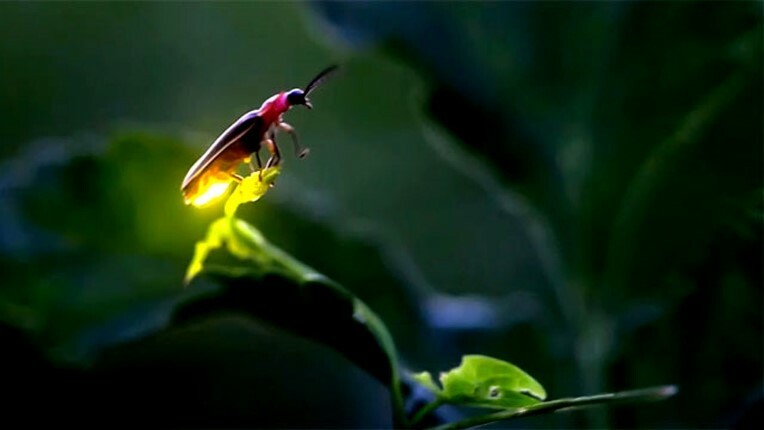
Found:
0,2 -> 760,428
0,132 -> 205,362
182,215 -> 405,422
1,2 -> 555,337
0,130 -> 421,379
309,2 -> 763,428
310,1 -> 762,291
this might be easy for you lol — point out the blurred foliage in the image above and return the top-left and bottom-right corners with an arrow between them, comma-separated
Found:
181,211 -> 671,428
182,216 -> 400,394
0,1 -> 761,428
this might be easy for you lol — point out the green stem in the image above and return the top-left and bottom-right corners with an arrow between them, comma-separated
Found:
410,399 -> 445,427
390,366 -> 408,428
426,385 -> 678,430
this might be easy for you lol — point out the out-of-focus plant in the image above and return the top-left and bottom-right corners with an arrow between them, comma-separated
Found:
306,2 -> 763,427
0,2 -> 757,428
181,168 -> 676,428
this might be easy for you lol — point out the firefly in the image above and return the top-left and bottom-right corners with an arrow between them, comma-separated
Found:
181,65 -> 339,207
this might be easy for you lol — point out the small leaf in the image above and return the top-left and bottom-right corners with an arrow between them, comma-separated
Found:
224,166 -> 281,217
412,371 -> 442,394
438,355 -> 546,409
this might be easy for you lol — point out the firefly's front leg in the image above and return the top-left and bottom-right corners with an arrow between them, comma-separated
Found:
263,137 -> 281,169
278,122 -> 310,159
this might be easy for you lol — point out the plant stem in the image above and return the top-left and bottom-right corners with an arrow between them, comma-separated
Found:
410,399 -> 445,427
426,385 -> 678,430
390,365 -> 407,428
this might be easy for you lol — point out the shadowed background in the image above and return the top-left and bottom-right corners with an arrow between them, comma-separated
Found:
0,1 -> 761,428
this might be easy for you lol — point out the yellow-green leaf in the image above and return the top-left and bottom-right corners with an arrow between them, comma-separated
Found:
413,354 -> 546,410
224,166 -> 281,217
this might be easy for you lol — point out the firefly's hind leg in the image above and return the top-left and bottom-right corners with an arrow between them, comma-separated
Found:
278,122 -> 310,158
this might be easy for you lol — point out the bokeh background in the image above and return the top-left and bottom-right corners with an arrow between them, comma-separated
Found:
0,1 -> 761,428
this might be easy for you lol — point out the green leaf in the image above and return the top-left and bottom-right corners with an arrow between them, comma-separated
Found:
411,355 -> 676,428
411,371 -> 441,394
416,355 -> 546,410
223,166 -> 281,217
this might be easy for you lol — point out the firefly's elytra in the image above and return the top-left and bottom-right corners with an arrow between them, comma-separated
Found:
181,65 -> 338,207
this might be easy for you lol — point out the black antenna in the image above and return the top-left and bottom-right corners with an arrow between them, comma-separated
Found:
304,65 -> 339,96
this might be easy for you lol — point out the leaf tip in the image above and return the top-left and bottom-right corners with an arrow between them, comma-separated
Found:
224,166 -> 281,216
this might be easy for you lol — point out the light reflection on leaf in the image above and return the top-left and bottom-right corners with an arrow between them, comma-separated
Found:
414,355 -> 546,409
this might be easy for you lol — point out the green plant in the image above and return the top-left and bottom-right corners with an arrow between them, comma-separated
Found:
181,179 -> 676,428
0,3 -> 758,427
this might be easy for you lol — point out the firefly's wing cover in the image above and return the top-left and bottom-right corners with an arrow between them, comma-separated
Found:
181,110 -> 264,190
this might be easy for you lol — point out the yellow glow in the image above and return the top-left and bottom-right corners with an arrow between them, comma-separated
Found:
224,167 -> 281,216
191,181 -> 231,207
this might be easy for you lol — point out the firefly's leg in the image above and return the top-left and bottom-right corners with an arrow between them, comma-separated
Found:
269,128 -> 280,164
260,138 -> 280,187
229,172 -> 244,183
251,151 -> 264,179
278,122 -> 310,158
263,137 -> 281,169
239,127 -> 262,174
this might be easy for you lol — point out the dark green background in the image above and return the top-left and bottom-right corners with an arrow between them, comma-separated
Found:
0,1 -> 761,428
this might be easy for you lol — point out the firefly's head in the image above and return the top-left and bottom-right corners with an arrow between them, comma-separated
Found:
286,88 -> 312,109
285,65 -> 339,111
